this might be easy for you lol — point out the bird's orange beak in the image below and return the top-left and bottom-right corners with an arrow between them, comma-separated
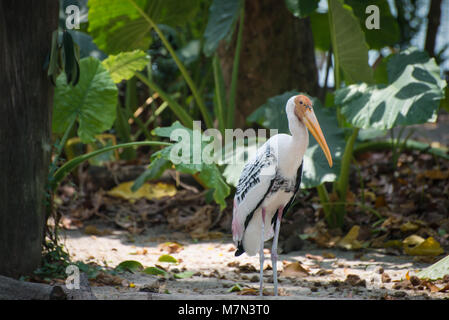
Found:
302,108 -> 333,168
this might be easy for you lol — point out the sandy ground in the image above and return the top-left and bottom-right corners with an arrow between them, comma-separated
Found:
61,223 -> 448,300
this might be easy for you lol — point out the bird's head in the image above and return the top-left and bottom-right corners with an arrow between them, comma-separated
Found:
293,95 -> 333,168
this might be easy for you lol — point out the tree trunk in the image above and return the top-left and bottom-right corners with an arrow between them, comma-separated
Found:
424,0 -> 442,57
0,1 -> 59,278
218,0 -> 319,128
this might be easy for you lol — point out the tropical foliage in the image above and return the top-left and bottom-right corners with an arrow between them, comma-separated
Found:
49,0 -> 447,231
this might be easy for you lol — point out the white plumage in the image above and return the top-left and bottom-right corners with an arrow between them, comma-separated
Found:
231,94 -> 332,296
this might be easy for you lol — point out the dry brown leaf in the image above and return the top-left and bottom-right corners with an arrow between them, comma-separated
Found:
422,169 -> 449,180
322,252 -> 336,259
345,274 -> 366,287
338,225 -> 362,250
280,261 -> 309,277
422,280 -> 442,292
400,221 -> 420,233
158,242 -> 184,254
83,225 -> 112,236
305,253 -> 324,262
237,288 -> 259,296
381,272 -> 391,283
239,263 -> 257,273
375,196 -> 387,208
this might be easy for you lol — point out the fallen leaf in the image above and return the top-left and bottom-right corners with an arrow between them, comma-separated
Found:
143,266 -> 168,276
315,269 -> 333,276
158,242 -> 183,254
338,225 -> 362,250
422,280 -> 442,292
383,240 -> 403,248
322,252 -> 336,259
403,236 -> 444,256
375,196 -> 386,208
345,274 -> 366,287
239,263 -> 257,273
280,261 -> 309,277
400,221 -> 420,233
107,181 -> 176,202
92,272 -> 125,286
237,288 -> 259,296
381,273 -> 391,283
158,254 -> 178,264
228,283 -> 243,292
422,169 -> 449,180
115,260 -> 144,273
305,253 -> 324,262
83,225 -> 102,236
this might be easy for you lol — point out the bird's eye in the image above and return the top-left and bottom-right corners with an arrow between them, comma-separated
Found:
299,101 -> 303,105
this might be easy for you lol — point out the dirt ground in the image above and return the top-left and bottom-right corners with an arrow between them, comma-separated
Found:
61,222 -> 448,300
55,115 -> 449,300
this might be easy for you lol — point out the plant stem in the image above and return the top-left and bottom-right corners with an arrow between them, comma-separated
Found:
51,116 -> 77,172
127,0 -> 213,128
212,54 -> 226,136
227,5 -> 245,129
334,127 -> 359,222
317,184 -> 334,227
51,141 -> 171,190
135,72 -> 194,128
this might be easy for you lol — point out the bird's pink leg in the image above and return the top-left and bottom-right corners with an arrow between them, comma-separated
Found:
271,206 -> 283,296
259,207 -> 266,296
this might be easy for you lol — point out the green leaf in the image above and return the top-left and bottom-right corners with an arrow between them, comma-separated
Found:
102,50 -> 149,83
203,0 -> 241,56
158,254 -> 178,263
53,57 -> 118,143
310,12 -> 331,51
337,48 -> 447,130
417,255 -> 449,280
135,121 -> 231,209
247,92 -> 345,188
115,260 -> 144,273
50,141 -> 171,190
328,0 -> 374,84
227,283 -> 242,292
88,0 -> 200,54
143,266 -> 168,276
173,271 -> 195,279
131,158 -> 172,192
344,0 -> 400,50
285,0 -> 319,18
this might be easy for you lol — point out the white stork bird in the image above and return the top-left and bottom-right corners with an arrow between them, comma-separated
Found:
232,94 -> 333,296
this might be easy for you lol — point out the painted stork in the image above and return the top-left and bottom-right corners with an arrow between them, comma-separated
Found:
232,94 -> 333,296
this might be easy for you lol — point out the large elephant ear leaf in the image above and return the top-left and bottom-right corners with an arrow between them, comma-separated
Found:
248,92 -> 345,188
328,0 -> 374,84
337,48 -> 447,130
53,57 -> 118,143
88,0 -> 200,54
102,50 -> 149,83
132,121 -> 231,210
203,0 -> 241,57
344,0 -> 400,50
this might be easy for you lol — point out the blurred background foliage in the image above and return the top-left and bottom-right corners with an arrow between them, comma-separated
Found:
51,0 -> 448,229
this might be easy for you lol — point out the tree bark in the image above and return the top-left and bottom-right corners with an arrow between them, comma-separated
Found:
424,0 -> 442,57
218,0 -> 319,128
0,1 -> 59,277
